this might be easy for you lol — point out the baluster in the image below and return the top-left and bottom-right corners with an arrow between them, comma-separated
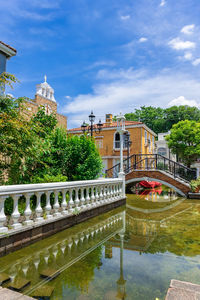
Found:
86,187 -> 91,207
12,194 -> 22,229
80,188 -> 85,209
0,196 -> 8,233
68,189 -> 74,213
99,185 -> 103,203
91,186 -> 95,206
95,186 -> 99,205
110,185 -> 114,201
24,193 -> 34,226
107,184 -> 110,202
35,192 -> 43,222
54,190 -> 62,216
61,189 -> 68,214
103,185 -> 107,203
45,191 -> 53,219
75,188 -> 80,209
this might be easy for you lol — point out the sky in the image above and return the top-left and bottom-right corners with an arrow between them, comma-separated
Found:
1,0 -> 200,128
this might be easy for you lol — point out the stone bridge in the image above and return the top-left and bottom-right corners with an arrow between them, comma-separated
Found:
106,154 -> 196,197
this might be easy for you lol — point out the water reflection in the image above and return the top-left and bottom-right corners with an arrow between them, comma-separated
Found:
1,192 -> 200,299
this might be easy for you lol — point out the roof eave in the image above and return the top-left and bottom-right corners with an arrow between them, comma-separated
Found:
0,43 -> 17,58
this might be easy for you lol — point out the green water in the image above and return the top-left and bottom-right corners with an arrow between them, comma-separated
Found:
1,188 -> 200,299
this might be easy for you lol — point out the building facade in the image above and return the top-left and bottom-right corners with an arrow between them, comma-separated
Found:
23,76 -> 67,129
156,132 -> 176,161
68,114 -> 156,173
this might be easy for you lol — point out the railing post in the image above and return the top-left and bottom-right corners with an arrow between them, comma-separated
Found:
155,154 -> 158,169
95,186 -> 99,205
54,190 -> 62,216
80,188 -> 85,209
68,189 -> 74,213
174,162 -> 176,178
35,192 -> 43,222
118,173 -> 125,198
45,190 -> 53,219
61,189 -> 68,215
91,187 -> 95,206
12,194 -> 23,229
0,196 -> 8,233
75,188 -> 80,209
24,193 -> 34,226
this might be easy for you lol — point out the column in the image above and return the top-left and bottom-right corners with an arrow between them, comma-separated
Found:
53,190 -> 62,217
12,194 -> 22,229
35,192 -> 43,222
24,193 -> 34,226
45,191 -> 53,219
0,196 -> 8,233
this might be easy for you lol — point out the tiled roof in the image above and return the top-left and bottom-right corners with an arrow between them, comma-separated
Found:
68,120 -> 142,132
0,41 -> 17,54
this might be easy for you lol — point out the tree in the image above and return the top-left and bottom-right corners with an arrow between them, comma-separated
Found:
0,95 -> 36,184
63,135 -> 102,180
125,105 -> 200,134
166,120 -> 200,167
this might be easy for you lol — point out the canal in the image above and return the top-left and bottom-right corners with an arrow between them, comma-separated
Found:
0,187 -> 200,299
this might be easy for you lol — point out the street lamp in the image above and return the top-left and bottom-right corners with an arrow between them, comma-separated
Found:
116,113 -> 126,174
81,111 -> 103,137
125,131 -> 132,171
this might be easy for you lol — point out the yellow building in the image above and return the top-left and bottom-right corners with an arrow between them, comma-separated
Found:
68,114 -> 156,173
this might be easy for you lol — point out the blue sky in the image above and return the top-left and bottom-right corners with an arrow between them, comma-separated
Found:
1,0 -> 200,128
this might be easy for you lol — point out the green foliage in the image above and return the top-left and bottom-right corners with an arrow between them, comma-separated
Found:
32,173 -> 67,183
63,135 -> 102,181
0,72 -> 19,93
190,178 -> 200,192
125,105 -> 200,134
166,120 -> 200,167
31,107 -> 57,138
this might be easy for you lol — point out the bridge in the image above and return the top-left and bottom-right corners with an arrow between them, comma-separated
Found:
106,154 -> 196,197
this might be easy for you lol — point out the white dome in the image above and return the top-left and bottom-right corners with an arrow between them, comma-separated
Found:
36,75 -> 56,102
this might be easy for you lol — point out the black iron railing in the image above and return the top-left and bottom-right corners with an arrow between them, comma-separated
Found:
105,154 -> 196,183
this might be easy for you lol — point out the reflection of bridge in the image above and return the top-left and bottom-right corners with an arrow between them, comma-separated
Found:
106,154 -> 196,197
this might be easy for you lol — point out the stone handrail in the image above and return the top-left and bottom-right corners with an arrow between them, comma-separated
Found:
0,178 -> 124,233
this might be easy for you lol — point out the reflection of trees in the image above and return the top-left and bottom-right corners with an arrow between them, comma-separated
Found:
52,246 -> 103,298
147,208 -> 200,257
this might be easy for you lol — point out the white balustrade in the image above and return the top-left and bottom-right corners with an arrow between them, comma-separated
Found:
0,178 -> 124,233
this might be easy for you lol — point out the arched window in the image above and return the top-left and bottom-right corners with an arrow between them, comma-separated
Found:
114,132 -> 128,149
158,147 -> 167,157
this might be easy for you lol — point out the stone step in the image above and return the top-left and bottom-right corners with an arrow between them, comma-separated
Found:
0,287 -> 34,299
8,277 -> 30,292
166,279 -> 200,300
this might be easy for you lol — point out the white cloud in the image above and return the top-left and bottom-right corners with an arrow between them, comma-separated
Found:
168,96 -> 199,107
192,58 -> 200,66
181,24 -> 195,35
160,0 -> 166,7
139,37 -> 148,43
120,15 -> 130,20
65,95 -> 72,100
168,38 -> 195,50
184,52 -> 193,60
62,68 -> 200,128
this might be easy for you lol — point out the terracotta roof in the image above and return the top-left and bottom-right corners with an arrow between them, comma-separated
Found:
68,120 -> 142,132
0,41 -> 17,54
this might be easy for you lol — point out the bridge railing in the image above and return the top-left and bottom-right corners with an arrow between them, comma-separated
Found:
0,178 -> 123,233
105,154 -> 196,183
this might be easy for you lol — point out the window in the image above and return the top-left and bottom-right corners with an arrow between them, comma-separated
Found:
148,136 -> 151,152
158,147 -> 167,157
145,130 -> 147,145
114,132 -> 127,149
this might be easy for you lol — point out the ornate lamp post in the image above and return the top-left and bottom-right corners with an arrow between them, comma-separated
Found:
81,111 -> 103,137
125,131 -> 132,171
116,113 -> 126,174
116,113 -> 126,197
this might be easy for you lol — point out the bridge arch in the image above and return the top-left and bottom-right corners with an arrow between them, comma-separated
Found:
126,176 -> 186,197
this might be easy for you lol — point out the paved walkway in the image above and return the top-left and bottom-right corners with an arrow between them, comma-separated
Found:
0,287 -> 33,300
166,279 -> 200,299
